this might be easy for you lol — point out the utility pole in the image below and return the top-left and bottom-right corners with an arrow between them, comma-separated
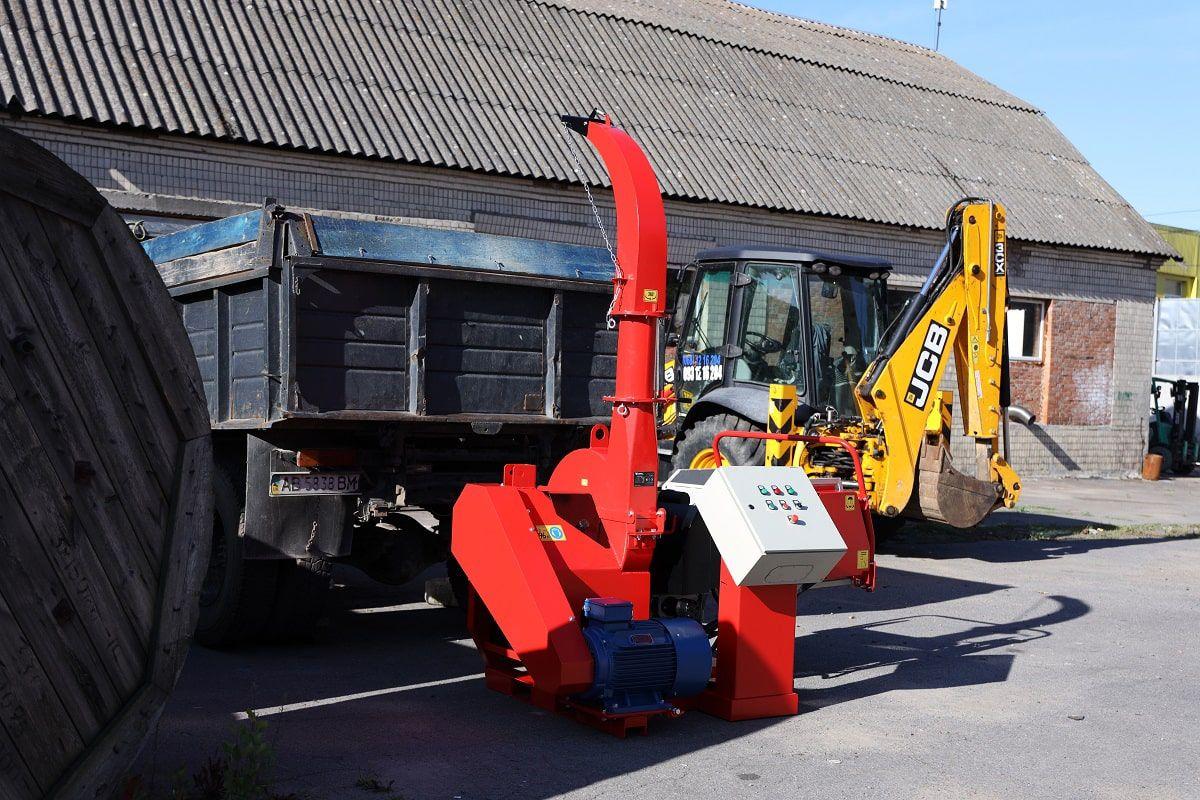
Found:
933,0 -> 947,51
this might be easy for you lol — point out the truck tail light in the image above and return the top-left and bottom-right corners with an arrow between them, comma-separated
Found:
296,449 -> 358,468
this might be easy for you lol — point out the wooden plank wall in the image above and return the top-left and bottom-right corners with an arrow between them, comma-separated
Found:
0,127 -> 212,799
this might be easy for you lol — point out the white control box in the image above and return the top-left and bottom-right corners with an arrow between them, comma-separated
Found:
662,466 -> 847,587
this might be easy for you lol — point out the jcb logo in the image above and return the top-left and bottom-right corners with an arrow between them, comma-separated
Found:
905,322 -> 950,409
994,241 -> 1006,276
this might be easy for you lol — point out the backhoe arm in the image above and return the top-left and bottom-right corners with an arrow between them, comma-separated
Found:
853,200 -> 1021,525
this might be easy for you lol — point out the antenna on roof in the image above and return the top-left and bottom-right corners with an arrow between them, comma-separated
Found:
932,0 -> 947,51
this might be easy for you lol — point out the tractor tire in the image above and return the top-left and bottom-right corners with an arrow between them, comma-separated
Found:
672,412 -> 765,471
195,469 -> 280,648
265,557 -> 332,642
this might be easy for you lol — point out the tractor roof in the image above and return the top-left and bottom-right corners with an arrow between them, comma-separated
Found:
695,246 -> 891,271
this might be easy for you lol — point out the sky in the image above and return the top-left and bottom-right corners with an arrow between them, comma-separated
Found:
748,1 -> 1200,231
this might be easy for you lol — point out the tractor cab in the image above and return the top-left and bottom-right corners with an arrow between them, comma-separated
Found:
667,246 -> 891,467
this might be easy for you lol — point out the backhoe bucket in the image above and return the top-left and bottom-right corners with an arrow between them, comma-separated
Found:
914,438 -> 1001,528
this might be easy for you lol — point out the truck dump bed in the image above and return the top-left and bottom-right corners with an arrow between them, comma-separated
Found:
145,205 -> 618,429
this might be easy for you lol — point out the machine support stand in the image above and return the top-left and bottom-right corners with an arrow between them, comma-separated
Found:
699,562 -> 800,721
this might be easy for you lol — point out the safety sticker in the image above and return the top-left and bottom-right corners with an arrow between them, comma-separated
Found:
642,289 -> 659,303
536,524 -> 567,542
856,549 -> 869,570
844,495 -> 856,511
680,353 -> 723,382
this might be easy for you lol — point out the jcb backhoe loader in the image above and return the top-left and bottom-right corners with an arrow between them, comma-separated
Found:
668,199 -> 1024,528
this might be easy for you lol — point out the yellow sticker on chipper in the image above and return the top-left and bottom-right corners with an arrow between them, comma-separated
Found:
856,549 -> 869,570
844,495 -> 856,511
642,289 -> 659,303
536,524 -> 566,542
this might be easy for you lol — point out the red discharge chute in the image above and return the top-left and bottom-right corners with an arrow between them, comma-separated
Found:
451,114 -> 672,726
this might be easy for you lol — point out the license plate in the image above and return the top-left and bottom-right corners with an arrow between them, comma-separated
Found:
269,472 -> 361,496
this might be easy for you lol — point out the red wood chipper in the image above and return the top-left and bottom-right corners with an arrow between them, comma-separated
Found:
452,113 -> 875,736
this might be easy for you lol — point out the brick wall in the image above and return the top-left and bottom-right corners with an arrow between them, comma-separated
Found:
1009,360 -> 1044,415
3,115 -> 1163,477
1042,300 -> 1115,425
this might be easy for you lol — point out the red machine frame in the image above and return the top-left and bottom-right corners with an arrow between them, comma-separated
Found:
699,430 -> 875,720
452,114 -> 876,735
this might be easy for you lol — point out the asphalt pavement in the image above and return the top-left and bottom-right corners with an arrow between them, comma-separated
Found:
133,477 -> 1200,800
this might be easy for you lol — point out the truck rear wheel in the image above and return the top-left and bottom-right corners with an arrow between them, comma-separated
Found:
196,470 -> 280,648
672,412 -> 765,471
266,557 -> 332,642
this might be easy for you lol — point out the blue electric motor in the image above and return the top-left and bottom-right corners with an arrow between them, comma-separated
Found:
576,597 -> 712,715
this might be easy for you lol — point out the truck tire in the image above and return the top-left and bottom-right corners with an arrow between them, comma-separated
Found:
265,557 -> 332,642
446,555 -> 470,610
196,469 -> 280,648
672,412 -> 765,471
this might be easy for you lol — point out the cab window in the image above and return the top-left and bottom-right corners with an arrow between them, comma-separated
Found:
807,269 -> 887,415
677,264 -> 733,388
735,263 -> 804,390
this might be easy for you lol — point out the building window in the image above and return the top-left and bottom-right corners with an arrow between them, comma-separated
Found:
885,289 -> 1045,362
887,288 -> 915,323
1007,300 -> 1045,361
1161,277 -> 1188,298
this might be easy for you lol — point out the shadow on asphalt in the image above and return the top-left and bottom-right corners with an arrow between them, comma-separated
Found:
793,594 -> 1088,710
142,558 -> 1092,799
879,532 -> 1198,563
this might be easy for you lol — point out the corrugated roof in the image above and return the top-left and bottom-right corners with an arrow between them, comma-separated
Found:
0,0 -> 1172,256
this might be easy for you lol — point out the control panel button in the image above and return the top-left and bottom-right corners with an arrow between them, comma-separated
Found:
765,500 -> 777,510
787,513 -> 804,525
779,499 -> 791,510
757,484 -> 770,496
771,485 -> 783,495
785,485 -> 798,496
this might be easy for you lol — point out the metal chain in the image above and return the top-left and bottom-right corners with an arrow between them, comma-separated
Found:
559,119 -> 625,328
559,120 -> 619,272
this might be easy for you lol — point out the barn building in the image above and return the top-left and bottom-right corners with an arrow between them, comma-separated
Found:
0,0 -> 1174,476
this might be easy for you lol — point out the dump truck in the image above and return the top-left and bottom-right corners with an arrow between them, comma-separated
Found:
144,204 -> 621,645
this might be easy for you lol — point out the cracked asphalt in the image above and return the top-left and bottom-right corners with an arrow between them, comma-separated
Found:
134,478 -> 1200,799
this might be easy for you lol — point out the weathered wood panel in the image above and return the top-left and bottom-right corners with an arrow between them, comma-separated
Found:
0,125 -> 212,800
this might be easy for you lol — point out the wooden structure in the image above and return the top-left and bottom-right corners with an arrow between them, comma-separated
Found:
0,126 -> 212,799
